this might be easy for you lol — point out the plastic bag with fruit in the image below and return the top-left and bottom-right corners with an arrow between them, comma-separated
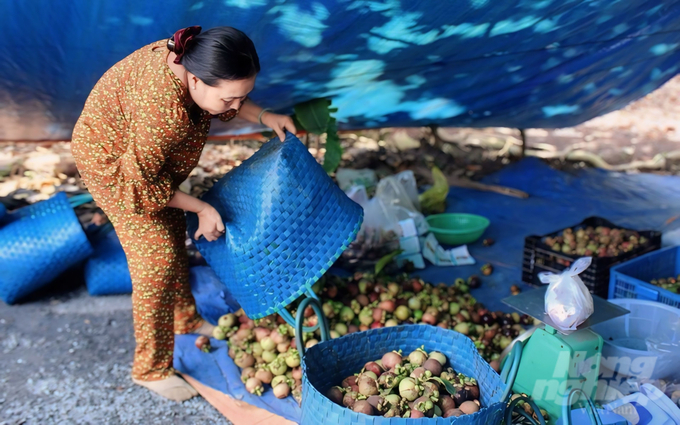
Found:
540,257 -> 594,331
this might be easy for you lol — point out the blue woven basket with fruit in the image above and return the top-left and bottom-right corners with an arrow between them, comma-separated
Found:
301,324 -> 507,424
187,133 -> 363,320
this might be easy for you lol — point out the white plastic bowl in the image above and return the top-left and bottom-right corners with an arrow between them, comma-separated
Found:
592,299 -> 680,380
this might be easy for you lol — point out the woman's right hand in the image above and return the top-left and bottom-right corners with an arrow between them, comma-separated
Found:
194,203 -> 225,242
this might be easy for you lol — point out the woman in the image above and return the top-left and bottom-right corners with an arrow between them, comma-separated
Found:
71,26 -> 295,401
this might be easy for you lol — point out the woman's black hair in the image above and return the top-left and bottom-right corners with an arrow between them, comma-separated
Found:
179,26 -> 260,86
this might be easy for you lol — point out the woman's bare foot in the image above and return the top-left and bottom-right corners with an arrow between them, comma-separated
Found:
192,320 -> 216,337
132,374 -> 198,402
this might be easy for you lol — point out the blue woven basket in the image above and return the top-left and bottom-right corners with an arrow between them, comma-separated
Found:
0,192 -> 93,304
85,229 -> 132,296
187,133 -> 363,319
301,325 -> 507,424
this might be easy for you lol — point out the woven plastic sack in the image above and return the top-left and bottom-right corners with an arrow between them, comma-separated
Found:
187,133 -> 363,319
0,192 -> 93,304
301,325 -> 507,424
84,230 -> 132,296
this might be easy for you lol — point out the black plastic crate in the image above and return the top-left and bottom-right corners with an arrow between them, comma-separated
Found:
521,217 -> 662,297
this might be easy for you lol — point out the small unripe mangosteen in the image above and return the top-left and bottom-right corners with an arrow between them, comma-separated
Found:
408,297 -> 422,311
408,348 -> 428,366
356,294 -> 370,307
366,395 -> 389,414
468,275 -> 483,288
341,375 -> 358,388
195,336 -> 211,353
273,382 -> 290,399
454,322 -> 470,335
394,305 -> 411,321
444,408 -> 464,417
241,367 -> 256,382
255,368 -> 273,385
343,391 -> 359,408
352,400 -> 376,416
439,395 -> 456,411
218,313 -> 236,329
413,396 -> 435,417
459,400 -> 480,414
422,312 -> 437,325
385,319 -> 399,327
489,359 -> 501,372
381,351 -> 402,370
364,361 -> 384,377
410,367 -> 431,381
423,358 -> 443,377
245,377 -> 263,395
357,375 -> 379,396
466,384 -> 480,400
234,351 -> 255,368
453,387 -> 473,406
422,381 -> 440,400
378,299 -> 396,313
398,377 -> 419,401
339,306 -> 355,322
326,386 -> 344,405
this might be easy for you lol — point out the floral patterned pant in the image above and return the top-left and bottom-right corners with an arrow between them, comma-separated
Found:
109,207 -> 202,381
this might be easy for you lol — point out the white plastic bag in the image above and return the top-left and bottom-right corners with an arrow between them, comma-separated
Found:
540,257 -> 594,331
376,172 -> 420,213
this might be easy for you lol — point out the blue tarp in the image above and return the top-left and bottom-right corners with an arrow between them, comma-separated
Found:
2,1 -> 680,139
175,158 -> 680,422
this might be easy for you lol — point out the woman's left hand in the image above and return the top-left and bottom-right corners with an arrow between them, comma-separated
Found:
261,112 -> 296,141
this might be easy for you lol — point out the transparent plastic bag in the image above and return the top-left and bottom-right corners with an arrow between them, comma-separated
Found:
540,257 -> 594,331
646,312 -> 680,380
336,168 -> 378,192
376,171 -> 420,213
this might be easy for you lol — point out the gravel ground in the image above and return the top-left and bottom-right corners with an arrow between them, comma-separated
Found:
0,284 -> 231,425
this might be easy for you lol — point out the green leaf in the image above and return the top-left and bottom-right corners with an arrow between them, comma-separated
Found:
419,166 -> 449,214
294,98 -> 331,134
375,249 -> 404,275
430,377 -> 458,396
323,117 -> 342,174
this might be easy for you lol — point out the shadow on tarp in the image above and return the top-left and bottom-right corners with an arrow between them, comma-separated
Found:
176,158 -> 680,422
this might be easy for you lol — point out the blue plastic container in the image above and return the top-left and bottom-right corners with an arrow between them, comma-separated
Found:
609,245 -> 680,308
0,192 -> 93,304
187,133 -> 363,319
301,325 -> 507,424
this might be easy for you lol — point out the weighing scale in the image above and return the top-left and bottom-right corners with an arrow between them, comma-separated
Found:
502,287 -> 629,423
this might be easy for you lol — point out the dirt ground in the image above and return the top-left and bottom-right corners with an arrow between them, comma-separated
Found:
1,76 -> 679,424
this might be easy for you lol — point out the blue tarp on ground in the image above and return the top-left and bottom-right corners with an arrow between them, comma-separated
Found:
2,1 -> 680,139
174,158 -> 680,422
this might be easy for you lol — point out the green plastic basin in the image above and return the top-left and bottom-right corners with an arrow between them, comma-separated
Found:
426,213 -> 490,245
